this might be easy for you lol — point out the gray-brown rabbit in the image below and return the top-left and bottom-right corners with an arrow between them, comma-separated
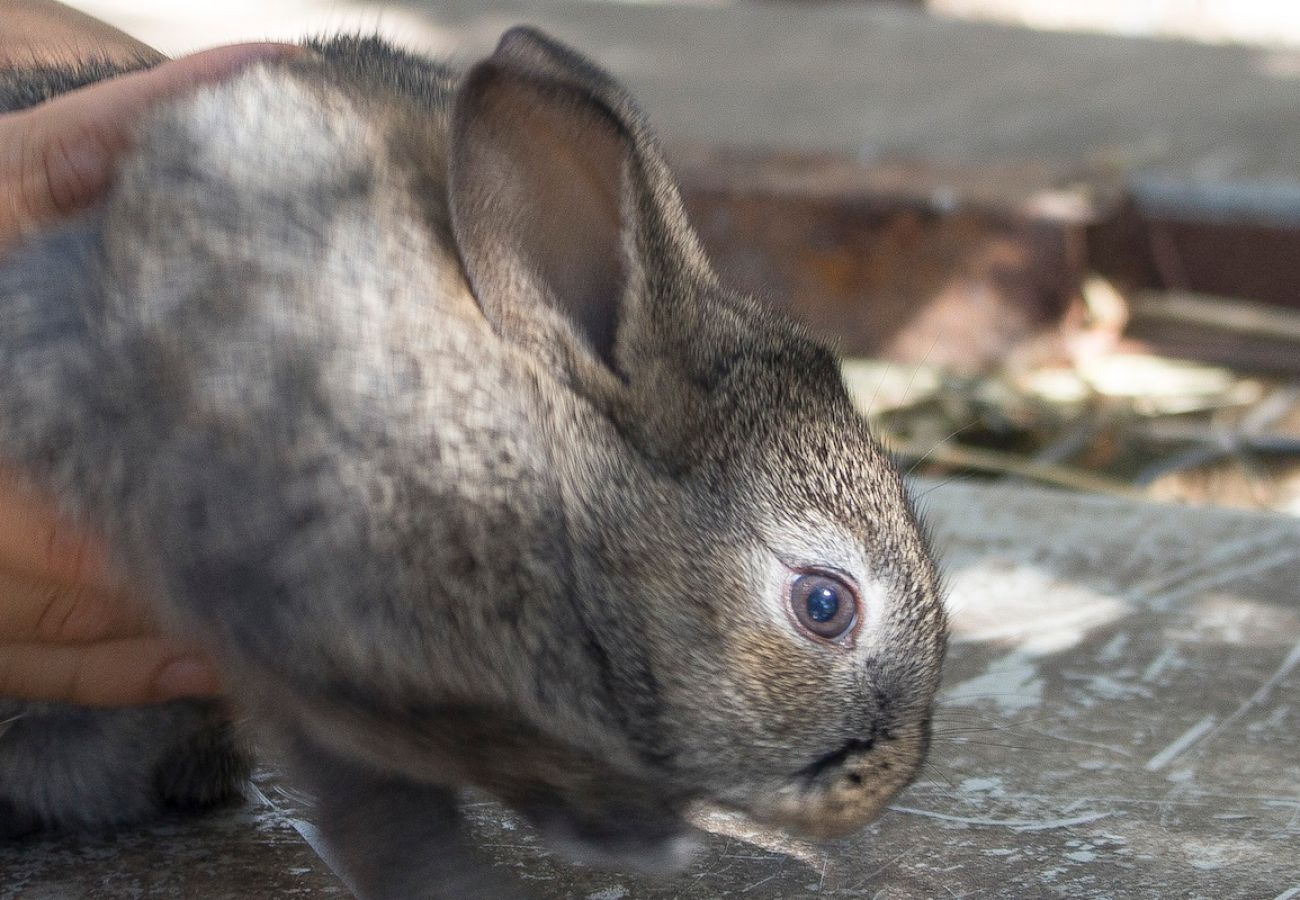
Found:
0,29 -> 947,899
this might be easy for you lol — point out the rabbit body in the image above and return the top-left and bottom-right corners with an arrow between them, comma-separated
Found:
0,33 -> 946,898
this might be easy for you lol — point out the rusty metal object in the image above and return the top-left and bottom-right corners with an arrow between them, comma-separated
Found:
1089,195 -> 1300,313
1090,199 -> 1300,373
673,145 -> 1300,376
672,146 -> 1097,374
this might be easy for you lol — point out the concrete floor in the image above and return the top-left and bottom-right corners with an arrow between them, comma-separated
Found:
4,481 -> 1298,898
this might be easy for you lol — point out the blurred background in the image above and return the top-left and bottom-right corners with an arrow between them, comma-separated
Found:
67,0 -> 1300,514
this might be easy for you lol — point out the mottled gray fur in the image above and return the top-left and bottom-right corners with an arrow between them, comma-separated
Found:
0,31 -> 946,898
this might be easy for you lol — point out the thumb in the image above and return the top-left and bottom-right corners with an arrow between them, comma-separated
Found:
0,41 -> 302,245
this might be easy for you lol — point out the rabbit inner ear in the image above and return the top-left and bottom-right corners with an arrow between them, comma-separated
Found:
449,63 -> 631,372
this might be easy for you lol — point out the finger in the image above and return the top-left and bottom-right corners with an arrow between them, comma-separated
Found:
0,469 -> 116,592
0,567 -> 152,644
0,637 -> 221,706
0,41 -> 303,241
0,1 -> 163,68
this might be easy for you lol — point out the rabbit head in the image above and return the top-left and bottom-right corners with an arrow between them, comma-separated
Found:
425,27 -> 949,857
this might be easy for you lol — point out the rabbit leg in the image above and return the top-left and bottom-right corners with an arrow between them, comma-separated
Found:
290,737 -> 523,900
152,715 -> 250,812
0,797 -> 44,839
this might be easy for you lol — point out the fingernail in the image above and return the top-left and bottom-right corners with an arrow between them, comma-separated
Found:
154,655 -> 222,699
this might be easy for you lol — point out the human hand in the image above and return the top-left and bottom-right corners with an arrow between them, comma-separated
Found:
0,37 -> 301,251
0,8 -> 300,704
0,470 -> 224,706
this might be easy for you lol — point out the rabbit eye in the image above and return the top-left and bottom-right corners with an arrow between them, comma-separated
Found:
789,572 -> 858,641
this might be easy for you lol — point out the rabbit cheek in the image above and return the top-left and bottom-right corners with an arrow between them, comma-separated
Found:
724,628 -> 851,727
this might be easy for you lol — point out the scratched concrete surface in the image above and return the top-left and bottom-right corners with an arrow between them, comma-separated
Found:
2,481 -> 1296,898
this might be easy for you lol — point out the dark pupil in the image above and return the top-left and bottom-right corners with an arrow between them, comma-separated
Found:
806,584 -> 840,623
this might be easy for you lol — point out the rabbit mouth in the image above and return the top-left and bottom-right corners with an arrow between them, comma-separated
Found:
793,735 -> 879,781
740,724 -> 929,839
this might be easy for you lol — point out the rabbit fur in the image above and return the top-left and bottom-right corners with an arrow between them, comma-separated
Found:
0,30 -> 947,898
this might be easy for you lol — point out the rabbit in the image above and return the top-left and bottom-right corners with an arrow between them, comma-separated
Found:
0,29 -> 948,898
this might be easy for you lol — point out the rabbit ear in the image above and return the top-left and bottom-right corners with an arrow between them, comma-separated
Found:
483,27 -> 711,269
490,26 -> 643,124
449,61 -> 628,370
448,32 -> 714,381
